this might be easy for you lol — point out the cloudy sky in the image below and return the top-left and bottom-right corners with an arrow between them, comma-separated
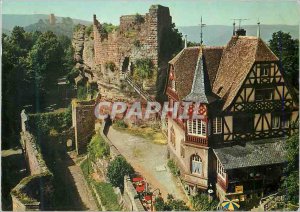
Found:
2,0 -> 299,26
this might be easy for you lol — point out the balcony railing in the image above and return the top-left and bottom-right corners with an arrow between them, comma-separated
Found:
186,134 -> 208,146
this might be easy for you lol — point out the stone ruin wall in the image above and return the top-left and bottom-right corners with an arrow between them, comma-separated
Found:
93,5 -> 172,73
72,99 -> 96,155
11,113 -> 52,211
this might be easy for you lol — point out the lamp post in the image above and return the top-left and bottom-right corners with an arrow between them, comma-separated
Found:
208,183 -> 214,203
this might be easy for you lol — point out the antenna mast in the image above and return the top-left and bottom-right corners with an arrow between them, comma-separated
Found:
200,16 -> 206,45
231,18 -> 248,29
257,18 -> 261,38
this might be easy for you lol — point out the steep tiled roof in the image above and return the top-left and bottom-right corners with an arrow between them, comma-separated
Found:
170,47 -> 201,100
168,46 -> 224,100
213,36 -> 279,110
183,48 -> 218,103
213,138 -> 286,170
168,36 -> 279,107
203,46 -> 224,86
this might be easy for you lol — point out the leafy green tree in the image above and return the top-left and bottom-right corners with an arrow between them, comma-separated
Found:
280,133 -> 299,205
106,156 -> 134,190
269,31 -> 299,88
160,23 -> 183,60
27,31 -> 64,95
191,193 -> 218,211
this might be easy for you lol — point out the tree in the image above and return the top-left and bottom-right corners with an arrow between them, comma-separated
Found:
106,156 -> 134,190
190,193 -> 218,211
269,31 -> 299,88
280,133 -> 299,206
27,31 -> 64,95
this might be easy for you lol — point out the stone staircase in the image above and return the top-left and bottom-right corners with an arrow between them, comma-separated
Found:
123,73 -> 154,102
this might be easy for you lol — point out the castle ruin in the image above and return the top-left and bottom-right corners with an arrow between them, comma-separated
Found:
93,5 -> 172,72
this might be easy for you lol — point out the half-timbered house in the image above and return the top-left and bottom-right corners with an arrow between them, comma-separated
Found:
165,30 -> 298,203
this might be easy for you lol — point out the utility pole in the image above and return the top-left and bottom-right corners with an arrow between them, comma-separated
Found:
199,16 -> 206,45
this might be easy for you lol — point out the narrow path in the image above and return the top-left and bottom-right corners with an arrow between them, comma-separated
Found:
107,127 -> 187,201
68,154 -> 98,211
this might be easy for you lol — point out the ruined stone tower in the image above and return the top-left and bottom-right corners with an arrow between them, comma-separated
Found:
93,5 -> 172,72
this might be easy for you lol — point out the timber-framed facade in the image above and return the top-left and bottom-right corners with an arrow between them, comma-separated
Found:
164,30 -> 298,203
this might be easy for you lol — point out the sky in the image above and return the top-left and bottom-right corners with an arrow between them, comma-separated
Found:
2,0 -> 300,26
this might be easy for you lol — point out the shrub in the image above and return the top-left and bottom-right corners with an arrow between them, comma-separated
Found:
85,25 -> 93,37
167,159 -> 180,176
102,23 -> 119,34
190,193 -> 218,211
114,120 -> 128,129
107,156 -> 134,190
77,85 -> 87,100
154,194 -> 189,211
28,109 -> 71,135
88,133 -> 110,162
134,58 -> 153,79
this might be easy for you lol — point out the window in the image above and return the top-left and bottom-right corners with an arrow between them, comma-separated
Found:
217,160 -> 226,179
233,115 -> 254,133
187,119 -> 206,137
255,89 -> 273,101
213,117 -> 222,134
260,64 -> 270,76
191,154 -> 202,175
271,115 -> 280,129
272,114 -> 290,129
171,79 -> 175,91
281,117 -> 289,128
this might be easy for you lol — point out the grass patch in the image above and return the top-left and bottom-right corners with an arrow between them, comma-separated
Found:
80,160 -> 121,211
113,123 -> 167,145
93,182 -> 121,211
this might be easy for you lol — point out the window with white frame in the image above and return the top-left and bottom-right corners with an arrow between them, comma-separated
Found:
191,154 -> 202,175
217,160 -> 226,179
271,115 -> 280,129
187,119 -> 206,137
213,117 -> 222,134
272,114 -> 290,129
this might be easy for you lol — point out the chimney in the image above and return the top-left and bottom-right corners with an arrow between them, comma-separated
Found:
236,28 -> 246,36
184,35 -> 187,48
233,21 -> 236,36
93,14 -> 97,25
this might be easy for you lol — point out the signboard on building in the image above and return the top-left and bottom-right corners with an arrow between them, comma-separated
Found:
235,185 -> 243,193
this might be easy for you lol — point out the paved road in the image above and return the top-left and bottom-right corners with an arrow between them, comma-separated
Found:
107,127 -> 187,201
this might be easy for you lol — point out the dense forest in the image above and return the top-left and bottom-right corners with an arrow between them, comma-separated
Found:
2,26 -> 75,148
